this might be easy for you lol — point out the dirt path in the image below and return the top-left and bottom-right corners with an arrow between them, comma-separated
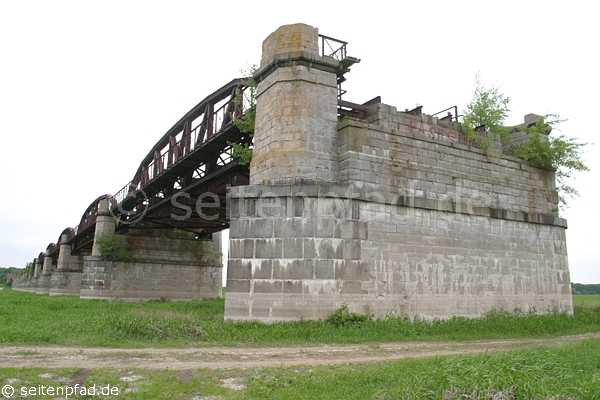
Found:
2,332 -> 599,370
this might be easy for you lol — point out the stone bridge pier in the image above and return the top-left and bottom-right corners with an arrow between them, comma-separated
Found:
15,197 -> 223,300
13,22 -> 572,318
224,23 -> 572,322
49,231 -> 84,296
80,199 -> 223,301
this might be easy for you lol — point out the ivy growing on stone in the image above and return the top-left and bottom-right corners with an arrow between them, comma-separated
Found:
230,65 -> 257,166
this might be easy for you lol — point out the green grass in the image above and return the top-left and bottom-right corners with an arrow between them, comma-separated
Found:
2,340 -> 600,399
574,294 -> 600,308
1,291 -> 600,348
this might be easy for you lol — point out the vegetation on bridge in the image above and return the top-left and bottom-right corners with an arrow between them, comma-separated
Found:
230,67 -> 257,166
95,234 -> 130,262
463,82 -> 589,206
229,73 -> 590,207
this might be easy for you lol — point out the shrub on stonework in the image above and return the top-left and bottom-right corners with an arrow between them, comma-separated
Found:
96,234 -> 130,262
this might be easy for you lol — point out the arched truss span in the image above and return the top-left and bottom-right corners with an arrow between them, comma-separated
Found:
68,78 -> 253,252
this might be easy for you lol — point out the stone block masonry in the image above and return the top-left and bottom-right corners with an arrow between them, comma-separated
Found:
338,105 -> 560,216
250,23 -> 339,185
225,184 -> 571,321
14,22 -> 572,320
49,271 -> 82,296
223,22 -> 572,322
80,229 -> 222,301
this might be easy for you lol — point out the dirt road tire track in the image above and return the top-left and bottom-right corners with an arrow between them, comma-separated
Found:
2,332 -> 599,370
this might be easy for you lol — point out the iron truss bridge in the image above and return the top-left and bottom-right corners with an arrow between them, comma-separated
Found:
45,34 -> 365,257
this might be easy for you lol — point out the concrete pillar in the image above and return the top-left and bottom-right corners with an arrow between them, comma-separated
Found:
92,198 -> 116,257
42,254 -> 53,275
212,230 -> 222,251
57,234 -> 72,271
250,23 -> 339,184
33,258 -> 41,279
211,230 -> 223,269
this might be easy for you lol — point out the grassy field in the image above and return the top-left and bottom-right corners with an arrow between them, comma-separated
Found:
574,294 -> 600,308
1,290 -> 600,347
1,339 -> 600,399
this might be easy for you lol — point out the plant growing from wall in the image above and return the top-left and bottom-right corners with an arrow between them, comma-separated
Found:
326,305 -> 372,327
230,65 -> 257,166
511,115 -> 588,203
462,82 -> 589,206
96,234 -> 130,262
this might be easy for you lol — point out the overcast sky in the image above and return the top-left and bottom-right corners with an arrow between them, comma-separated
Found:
1,1 -> 598,283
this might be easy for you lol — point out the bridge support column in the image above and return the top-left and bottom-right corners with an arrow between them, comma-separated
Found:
81,229 -> 222,300
56,234 -> 71,271
92,198 -> 116,257
33,258 -> 41,279
212,231 -> 222,266
250,23 -> 339,185
50,234 -> 83,296
27,257 -> 42,292
35,254 -> 54,294
225,23 -> 345,321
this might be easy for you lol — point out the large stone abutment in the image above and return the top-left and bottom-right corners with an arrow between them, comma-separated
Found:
223,23 -> 572,321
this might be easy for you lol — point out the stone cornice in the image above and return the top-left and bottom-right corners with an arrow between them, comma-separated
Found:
228,183 -> 567,228
253,51 -> 340,84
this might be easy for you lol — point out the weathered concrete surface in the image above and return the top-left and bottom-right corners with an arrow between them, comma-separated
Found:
33,258 -> 41,278
91,198 -> 116,257
225,185 -> 571,321
81,229 -> 222,301
11,278 -> 36,293
32,255 -> 55,294
251,23 -> 339,185
225,22 -> 572,322
49,232 -> 84,295
49,271 -> 82,296
338,105 -> 560,216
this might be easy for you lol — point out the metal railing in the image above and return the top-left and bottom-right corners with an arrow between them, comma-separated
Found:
111,84 -> 253,209
432,105 -> 460,122
319,34 -> 348,61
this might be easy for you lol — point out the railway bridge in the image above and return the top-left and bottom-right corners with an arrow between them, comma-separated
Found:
15,23 -> 573,321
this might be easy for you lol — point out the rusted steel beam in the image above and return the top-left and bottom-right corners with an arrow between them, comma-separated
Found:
338,99 -> 368,112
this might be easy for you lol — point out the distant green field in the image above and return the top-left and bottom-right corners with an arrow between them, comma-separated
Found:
1,290 -> 600,348
574,294 -> 600,307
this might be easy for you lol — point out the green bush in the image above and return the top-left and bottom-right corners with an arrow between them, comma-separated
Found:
462,81 -> 588,206
231,140 -> 253,165
96,234 -> 129,262
230,67 -> 256,166
510,117 -> 589,204
326,305 -> 371,327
